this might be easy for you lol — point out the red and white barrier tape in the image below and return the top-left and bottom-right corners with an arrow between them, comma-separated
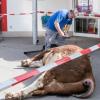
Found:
0,43 -> 100,91
1,11 -> 100,18
0,11 -> 52,17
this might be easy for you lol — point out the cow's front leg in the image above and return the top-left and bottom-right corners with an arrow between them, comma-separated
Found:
5,91 -> 24,100
21,59 -> 43,68
21,49 -> 51,67
21,58 -> 32,67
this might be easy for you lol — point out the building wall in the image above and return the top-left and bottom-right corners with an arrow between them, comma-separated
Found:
7,0 -> 32,31
5,0 -> 72,37
3,0 -> 100,37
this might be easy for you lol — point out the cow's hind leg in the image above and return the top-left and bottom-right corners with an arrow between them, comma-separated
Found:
41,79 -> 85,96
29,79 -> 85,96
25,79 -> 84,96
5,77 -> 94,99
5,72 -> 47,100
31,79 -> 93,97
41,78 -> 94,98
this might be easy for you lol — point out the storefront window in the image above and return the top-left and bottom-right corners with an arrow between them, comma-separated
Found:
75,0 -> 93,13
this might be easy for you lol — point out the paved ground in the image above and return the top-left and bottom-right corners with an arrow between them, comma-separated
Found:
0,36 -> 100,100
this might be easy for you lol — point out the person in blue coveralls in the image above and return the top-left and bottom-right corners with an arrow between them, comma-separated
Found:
45,9 -> 78,50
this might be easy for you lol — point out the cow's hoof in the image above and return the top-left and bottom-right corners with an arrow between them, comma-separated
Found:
5,92 -> 24,100
21,59 -> 32,67
5,93 -> 19,100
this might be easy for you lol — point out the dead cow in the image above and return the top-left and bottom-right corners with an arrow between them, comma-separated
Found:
5,45 -> 95,100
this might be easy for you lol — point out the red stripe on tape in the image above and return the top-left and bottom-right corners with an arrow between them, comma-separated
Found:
0,10 -> 53,16
13,69 -> 39,85
47,11 -> 52,14
55,57 -> 71,65
9,13 -> 15,15
80,48 -> 91,54
38,11 -> 45,13
97,43 -> 100,47
20,13 -> 26,15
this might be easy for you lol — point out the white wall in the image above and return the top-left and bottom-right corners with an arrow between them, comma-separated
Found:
7,0 -> 32,31
7,0 -> 72,36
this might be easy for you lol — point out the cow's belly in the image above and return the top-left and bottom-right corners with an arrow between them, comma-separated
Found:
45,53 -> 88,83
53,63 -> 85,81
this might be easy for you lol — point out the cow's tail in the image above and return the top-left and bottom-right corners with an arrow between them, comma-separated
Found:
73,78 -> 95,98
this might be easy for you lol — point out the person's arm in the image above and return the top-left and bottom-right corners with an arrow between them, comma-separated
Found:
54,20 -> 65,36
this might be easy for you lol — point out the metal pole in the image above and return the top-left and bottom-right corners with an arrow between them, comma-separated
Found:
88,0 -> 89,13
32,0 -> 38,45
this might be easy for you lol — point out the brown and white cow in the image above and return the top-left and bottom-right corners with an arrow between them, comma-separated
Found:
5,45 -> 95,100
